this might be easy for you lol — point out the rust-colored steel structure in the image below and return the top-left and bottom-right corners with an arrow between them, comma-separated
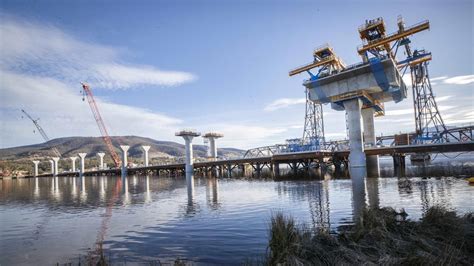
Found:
81,83 -> 121,167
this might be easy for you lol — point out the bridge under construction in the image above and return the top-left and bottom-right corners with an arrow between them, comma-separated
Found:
24,15 -> 473,180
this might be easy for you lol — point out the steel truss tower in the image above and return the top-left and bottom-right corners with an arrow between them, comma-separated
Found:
302,89 -> 325,149
410,59 -> 453,143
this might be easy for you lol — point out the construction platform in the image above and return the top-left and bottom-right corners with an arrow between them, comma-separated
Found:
304,56 -> 407,112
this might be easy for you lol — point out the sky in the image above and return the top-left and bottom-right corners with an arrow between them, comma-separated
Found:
0,0 -> 473,150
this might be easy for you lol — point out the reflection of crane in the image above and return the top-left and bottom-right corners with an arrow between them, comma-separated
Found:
21,109 -> 61,157
81,83 -> 121,167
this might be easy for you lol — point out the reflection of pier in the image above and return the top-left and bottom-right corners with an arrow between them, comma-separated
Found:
29,142 -> 473,178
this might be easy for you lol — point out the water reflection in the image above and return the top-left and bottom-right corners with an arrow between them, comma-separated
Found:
186,173 -> 196,215
206,177 -> 220,209
145,176 -> 151,203
350,168 -> 367,221
0,174 -> 471,265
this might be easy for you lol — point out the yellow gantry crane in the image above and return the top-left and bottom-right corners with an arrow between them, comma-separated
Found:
289,44 -> 346,77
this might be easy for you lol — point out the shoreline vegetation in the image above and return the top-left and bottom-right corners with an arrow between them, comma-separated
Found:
264,206 -> 473,265
78,206 -> 473,265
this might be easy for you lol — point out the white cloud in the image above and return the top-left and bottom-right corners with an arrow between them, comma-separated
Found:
0,70 -> 182,148
430,76 -> 448,81
198,123 -> 288,149
435,95 -> 452,102
443,75 -> 474,85
0,15 -> 196,89
264,98 -> 306,112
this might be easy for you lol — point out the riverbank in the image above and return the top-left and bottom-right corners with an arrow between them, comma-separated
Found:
265,206 -> 473,265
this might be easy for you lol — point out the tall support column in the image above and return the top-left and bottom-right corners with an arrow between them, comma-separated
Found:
141,145 -> 151,167
49,160 -> 54,175
362,108 -> 380,177
97,152 -> 105,170
343,98 -> 367,220
203,133 -> 223,161
52,157 -> 60,177
70,156 -> 78,172
176,130 -> 200,178
120,145 -> 130,177
343,98 -> 367,177
32,160 -> 40,177
78,153 -> 87,176
184,138 -> 193,175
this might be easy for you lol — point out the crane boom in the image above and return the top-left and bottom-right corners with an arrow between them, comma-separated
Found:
81,83 -> 121,167
21,109 -> 61,157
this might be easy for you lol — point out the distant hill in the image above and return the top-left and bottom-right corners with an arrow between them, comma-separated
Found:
0,136 -> 245,161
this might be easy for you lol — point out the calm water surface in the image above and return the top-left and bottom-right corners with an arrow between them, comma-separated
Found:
1,174 -> 473,265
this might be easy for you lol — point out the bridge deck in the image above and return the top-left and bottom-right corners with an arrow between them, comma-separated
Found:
29,142 -> 473,178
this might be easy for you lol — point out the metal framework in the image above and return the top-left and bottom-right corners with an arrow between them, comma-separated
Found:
21,109 -> 61,157
288,44 -> 340,151
81,83 -> 121,167
302,89 -> 325,149
358,16 -> 460,144
409,59 -> 456,143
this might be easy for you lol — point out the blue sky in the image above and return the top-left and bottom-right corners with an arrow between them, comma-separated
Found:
1,0 -> 473,149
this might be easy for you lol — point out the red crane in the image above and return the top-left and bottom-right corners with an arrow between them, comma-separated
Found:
81,83 -> 121,167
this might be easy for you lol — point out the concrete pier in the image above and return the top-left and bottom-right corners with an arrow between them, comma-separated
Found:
97,152 -> 105,170
78,153 -> 87,176
141,145 -> 151,167
343,98 -> 367,177
32,160 -> 40,177
69,156 -> 78,172
49,160 -> 54,175
362,107 -> 380,177
203,132 -> 223,160
176,130 -> 201,176
120,145 -> 130,177
52,157 -> 60,177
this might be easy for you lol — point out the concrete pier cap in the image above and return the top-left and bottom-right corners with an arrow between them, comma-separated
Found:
176,129 -> 201,175
203,132 -> 224,160
304,56 -> 407,177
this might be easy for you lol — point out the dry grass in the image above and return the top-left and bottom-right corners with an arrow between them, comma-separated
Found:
265,206 -> 473,265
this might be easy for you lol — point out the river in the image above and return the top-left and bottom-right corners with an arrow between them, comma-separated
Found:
1,155 -> 473,264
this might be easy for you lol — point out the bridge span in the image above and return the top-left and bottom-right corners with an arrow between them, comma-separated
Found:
29,142 -> 473,179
